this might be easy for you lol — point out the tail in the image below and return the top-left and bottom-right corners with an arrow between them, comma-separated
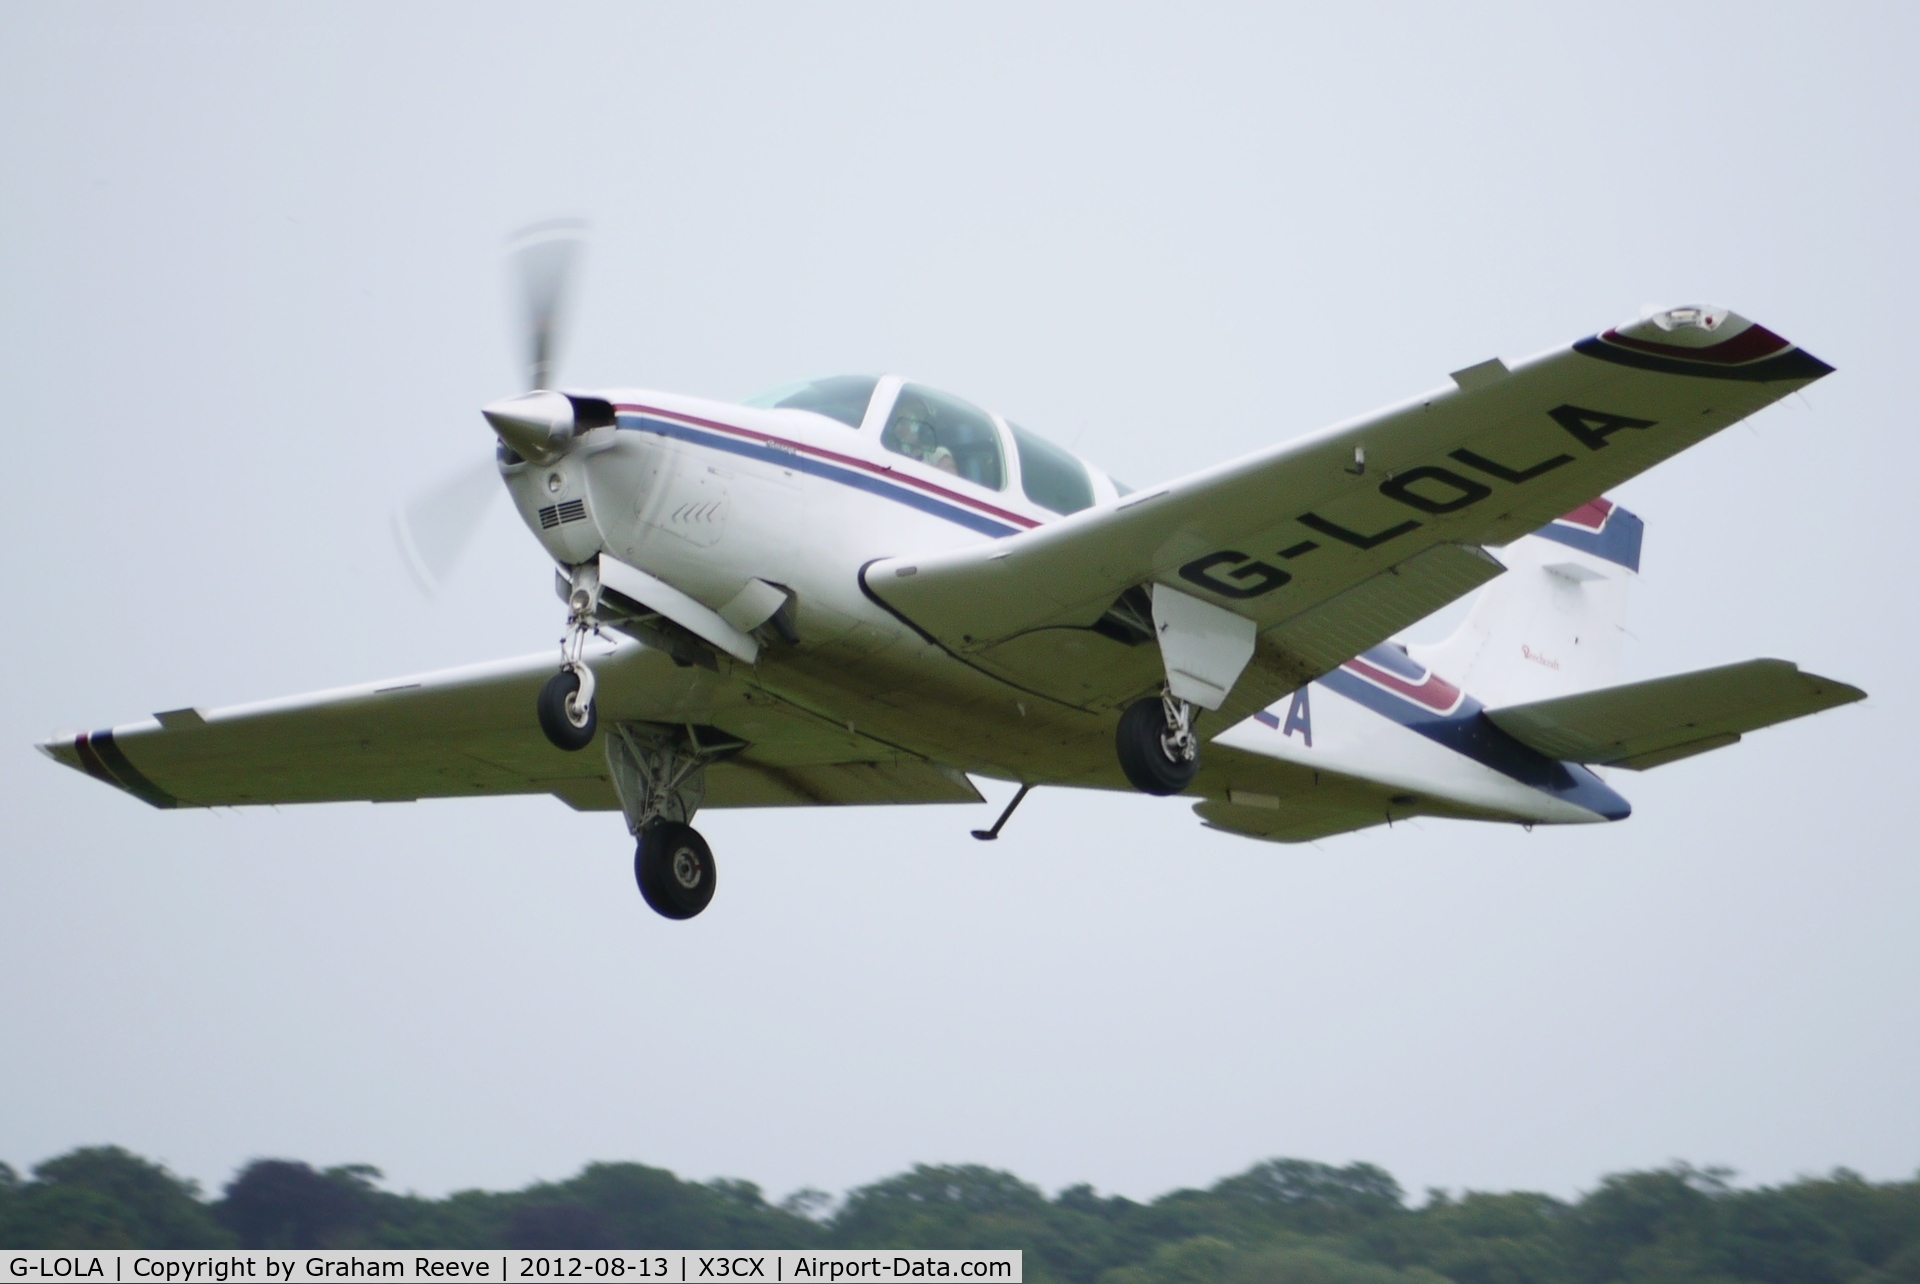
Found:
1407,498 -> 1642,707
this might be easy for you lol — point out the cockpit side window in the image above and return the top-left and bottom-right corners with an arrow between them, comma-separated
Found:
881,384 -> 1005,489
742,374 -> 879,429
1010,423 -> 1095,515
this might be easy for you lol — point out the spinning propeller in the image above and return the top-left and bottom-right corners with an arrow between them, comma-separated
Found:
392,219 -> 590,596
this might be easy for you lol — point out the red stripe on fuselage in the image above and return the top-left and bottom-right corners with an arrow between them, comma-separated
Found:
1341,655 -> 1464,714
611,401 -> 1042,531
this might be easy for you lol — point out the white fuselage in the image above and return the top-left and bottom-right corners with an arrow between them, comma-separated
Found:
502,381 -> 1627,828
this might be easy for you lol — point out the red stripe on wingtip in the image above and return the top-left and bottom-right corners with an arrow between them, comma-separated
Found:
73,732 -> 124,789
1599,324 -> 1791,365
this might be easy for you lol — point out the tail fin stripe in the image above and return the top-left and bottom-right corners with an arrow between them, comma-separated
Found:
1534,502 -> 1644,571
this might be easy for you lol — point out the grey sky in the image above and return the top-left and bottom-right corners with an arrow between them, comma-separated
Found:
2,3 -> 1914,1209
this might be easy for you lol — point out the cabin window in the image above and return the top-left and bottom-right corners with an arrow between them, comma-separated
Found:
742,374 -> 879,429
881,384 -> 1005,489
1011,423 -> 1095,515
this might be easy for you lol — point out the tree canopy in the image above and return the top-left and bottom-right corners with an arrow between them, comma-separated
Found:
3,1145 -> 1918,1283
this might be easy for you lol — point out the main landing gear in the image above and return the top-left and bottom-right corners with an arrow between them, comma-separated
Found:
605,722 -> 742,921
1116,691 -> 1200,795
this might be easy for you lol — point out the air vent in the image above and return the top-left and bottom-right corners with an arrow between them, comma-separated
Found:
537,499 -> 588,531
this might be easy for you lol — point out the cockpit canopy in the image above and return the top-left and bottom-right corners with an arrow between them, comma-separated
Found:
743,374 -> 1101,515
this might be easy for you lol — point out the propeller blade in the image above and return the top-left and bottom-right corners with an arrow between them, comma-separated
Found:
391,459 -> 502,596
510,219 -> 587,391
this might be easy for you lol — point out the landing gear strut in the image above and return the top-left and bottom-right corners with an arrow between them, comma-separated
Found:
537,569 -> 600,752
1116,691 -> 1200,795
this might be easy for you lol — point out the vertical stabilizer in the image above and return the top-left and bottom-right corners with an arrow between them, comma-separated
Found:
1407,499 -> 1642,708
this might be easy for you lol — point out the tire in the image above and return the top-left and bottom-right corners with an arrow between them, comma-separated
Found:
634,821 -> 717,920
536,669 -> 596,751
1115,696 -> 1200,795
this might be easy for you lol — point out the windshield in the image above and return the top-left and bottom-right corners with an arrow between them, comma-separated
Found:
742,374 -> 879,429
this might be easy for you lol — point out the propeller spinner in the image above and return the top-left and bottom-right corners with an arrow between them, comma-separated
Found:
482,389 -> 615,466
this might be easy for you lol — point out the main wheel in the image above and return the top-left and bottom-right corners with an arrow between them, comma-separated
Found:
536,669 -> 596,751
1115,696 -> 1200,795
634,821 -> 717,920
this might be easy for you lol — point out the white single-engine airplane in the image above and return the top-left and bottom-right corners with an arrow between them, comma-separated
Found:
41,231 -> 1865,918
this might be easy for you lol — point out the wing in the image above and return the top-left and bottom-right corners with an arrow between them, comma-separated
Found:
1189,748 -> 1401,844
1485,659 -> 1866,770
1187,740 -> 1529,844
39,639 -> 980,811
864,309 -> 1832,728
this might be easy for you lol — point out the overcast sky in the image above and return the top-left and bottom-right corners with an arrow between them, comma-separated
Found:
2,3 -> 1915,1210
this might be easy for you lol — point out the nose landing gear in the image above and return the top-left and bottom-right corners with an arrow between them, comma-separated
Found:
1116,691 -> 1201,795
537,568 -> 602,752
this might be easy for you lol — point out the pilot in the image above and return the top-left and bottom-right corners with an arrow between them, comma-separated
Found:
892,399 -> 958,475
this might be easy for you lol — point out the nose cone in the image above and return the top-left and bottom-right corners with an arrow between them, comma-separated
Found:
483,390 -> 575,463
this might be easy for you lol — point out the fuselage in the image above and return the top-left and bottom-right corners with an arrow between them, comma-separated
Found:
501,376 -> 1628,828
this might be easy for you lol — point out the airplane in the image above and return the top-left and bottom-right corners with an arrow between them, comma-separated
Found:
38,229 -> 1865,919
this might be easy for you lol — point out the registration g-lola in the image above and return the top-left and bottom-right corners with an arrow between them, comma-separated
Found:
41,226 -> 1865,919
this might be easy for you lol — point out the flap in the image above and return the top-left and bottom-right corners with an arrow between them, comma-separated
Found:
551,758 -> 982,810
1484,659 -> 1865,769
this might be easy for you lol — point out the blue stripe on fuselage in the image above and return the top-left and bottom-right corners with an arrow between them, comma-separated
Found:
1318,647 -> 1632,820
616,412 -> 1023,538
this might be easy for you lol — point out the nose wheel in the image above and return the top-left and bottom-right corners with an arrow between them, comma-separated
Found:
635,821 -> 717,919
536,667 -> 596,750
1116,693 -> 1200,795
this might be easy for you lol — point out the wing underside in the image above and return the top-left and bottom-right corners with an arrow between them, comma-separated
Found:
867,311 -> 1833,728
40,640 -> 980,811
1188,742 -> 1517,844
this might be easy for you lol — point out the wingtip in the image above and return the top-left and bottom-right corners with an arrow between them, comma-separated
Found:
1576,308 -> 1835,383
1775,659 -> 1868,706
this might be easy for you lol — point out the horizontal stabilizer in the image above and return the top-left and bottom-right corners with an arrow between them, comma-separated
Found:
1485,659 -> 1864,770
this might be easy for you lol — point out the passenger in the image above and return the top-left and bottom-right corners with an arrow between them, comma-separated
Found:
891,398 -> 958,475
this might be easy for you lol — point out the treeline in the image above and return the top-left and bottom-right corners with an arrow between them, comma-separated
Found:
4,1147 -> 1919,1282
